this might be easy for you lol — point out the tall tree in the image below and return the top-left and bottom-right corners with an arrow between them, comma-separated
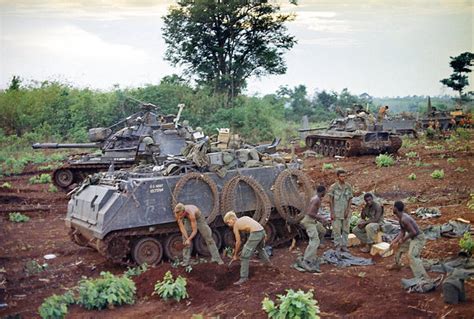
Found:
440,52 -> 474,99
162,0 -> 296,104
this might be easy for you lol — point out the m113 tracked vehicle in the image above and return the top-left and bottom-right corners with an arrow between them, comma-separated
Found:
304,113 -> 402,156
66,152 -> 313,265
33,103 -> 187,189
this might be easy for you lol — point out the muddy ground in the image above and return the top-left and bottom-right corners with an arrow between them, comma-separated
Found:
1,136 -> 473,318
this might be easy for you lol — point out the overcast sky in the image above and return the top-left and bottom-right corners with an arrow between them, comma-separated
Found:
0,0 -> 472,97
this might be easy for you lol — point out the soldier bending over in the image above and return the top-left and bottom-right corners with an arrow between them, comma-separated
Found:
223,211 -> 271,285
174,203 -> 224,266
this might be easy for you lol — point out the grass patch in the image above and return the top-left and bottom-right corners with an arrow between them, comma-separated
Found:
375,154 -> 395,167
1,182 -> 12,189
9,212 -> 30,223
48,184 -> 58,193
454,167 -> 467,172
322,163 -> 334,170
415,161 -> 431,167
408,173 -> 417,180
431,169 -> 445,179
447,157 -> 456,164
405,151 -> 417,158
29,174 -> 52,184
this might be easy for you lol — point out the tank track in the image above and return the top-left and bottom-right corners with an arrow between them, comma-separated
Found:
305,136 -> 362,157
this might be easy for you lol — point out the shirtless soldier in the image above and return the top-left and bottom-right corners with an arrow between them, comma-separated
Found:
388,201 -> 429,279
174,203 -> 224,266
223,211 -> 271,285
296,185 -> 329,272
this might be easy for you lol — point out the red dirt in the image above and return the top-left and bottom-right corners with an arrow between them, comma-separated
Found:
1,136 -> 473,318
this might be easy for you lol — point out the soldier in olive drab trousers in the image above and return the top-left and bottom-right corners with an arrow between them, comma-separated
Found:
353,193 -> 384,252
224,211 -> 270,285
174,203 -> 223,266
298,185 -> 329,272
389,201 -> 429,279
328,169 -> 353,252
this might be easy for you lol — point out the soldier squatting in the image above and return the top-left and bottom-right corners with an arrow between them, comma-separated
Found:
174,168 -> 430,286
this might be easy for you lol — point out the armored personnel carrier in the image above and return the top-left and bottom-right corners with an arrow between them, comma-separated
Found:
304,113 -> 402,156
66,153 -> 312,265
33,103 -> 188,189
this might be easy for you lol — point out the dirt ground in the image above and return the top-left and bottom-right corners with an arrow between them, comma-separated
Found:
1,136 -> 473,318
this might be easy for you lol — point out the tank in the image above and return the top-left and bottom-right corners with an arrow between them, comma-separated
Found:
304,113 -> 402,156
65,153 -> 312,265
32,103 -> 189,189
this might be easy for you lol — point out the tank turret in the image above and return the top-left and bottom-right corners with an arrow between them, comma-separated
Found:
32,102 -> 189,189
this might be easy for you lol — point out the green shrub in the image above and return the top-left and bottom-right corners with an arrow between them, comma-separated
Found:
29,173 -> 52,184
321,163 -> 334,170
38,292 -> 75,319
402,138 -> 416,148
262,289 -> 320,319
459,232 -> 474,255
431,169 -> 444,179
415,161 -> 431,167
1,182 -> 12,189
49,153 -> 67,162
9,212 -> 30,222
48,184 -> 58,193
375,154 -> 394,167
408,173 -> 417,180
446,158 -> 456,164
455,128 -> 471,140
124,263 -> 148,278
76,272 -> 136,310
153,271 -> 189,302
349,211 -> 360,232
405,151 -> 417,158
25,259 -> 48,275
468,193 -> 474,210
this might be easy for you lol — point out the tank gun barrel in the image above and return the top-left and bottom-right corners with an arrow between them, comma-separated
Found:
298,127 -> 328,132
32,143 -> 100,149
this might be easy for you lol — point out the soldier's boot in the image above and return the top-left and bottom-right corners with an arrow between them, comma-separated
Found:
302,259 -> 321,273
233,277 -> 248,286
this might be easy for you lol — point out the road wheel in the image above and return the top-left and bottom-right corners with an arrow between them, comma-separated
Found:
53,169 -> 74,188
164,233 -> 189,261
263,220 -> 277,245
194,230 -> 222,257
132,237 -> 163,265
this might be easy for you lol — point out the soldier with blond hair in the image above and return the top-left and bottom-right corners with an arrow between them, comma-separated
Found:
223,211 -> 271,285
174,203 -> 223,266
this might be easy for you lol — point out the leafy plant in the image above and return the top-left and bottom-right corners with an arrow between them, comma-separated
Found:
124,263 -> 148,278
415,160 -> 431,167
9,212 -> 30,223
401,138 -> 416,149
459,232 -> 474,255
321,163 -> 334,170
375,154 -> 394,167
349,211 -> 360,232
223,246 -> 234,258
76,272 -> 136,310
468,193 -> 474,210
455,166 -> 467,172
25,259 -> 48,275
153,271 -> 189,302
1,182 -> 12,189
48,184 -> 58,193
29,173 -> 52,184
446,157 -> 456,164
431,169 -> 445,179
38,291 -> 75,319
262,289 -> 320,319
405,151 -> 417,158
408,173 -> 417,180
